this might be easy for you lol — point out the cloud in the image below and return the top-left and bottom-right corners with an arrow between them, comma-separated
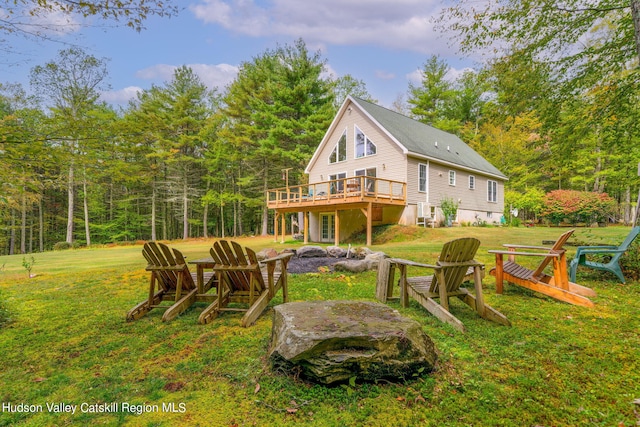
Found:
375,70 -> 395,80
135,63 -> 239,90
15,8 -> 83,36
189,0 -> 450,54
100,86 -> 142,104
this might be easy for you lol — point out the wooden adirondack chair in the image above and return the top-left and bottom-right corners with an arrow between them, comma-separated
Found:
489,229 -> 596,307
387,237 -> 510,333
198,240 -> 293,327
127,241 -> 213,322
569,226 -> 640,284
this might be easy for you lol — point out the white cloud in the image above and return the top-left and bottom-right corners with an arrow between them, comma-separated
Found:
100,86 -> 142,104
19,8 -> 82,36
135,63 -> 239,90
189,0 -> 451,54
375,70 -> 395,80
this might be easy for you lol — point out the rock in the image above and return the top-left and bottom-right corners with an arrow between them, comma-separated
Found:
268,301 -> 437,384
333,260 -> 371,273
351,247 -> 372,259
327,246 -> 347,258
256,248 -> 279,261
364,252 -> 387,270
297,246 -> 327,258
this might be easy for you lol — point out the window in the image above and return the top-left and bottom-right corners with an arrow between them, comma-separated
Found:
355,126 -> 377,158
449,170 -> 456,186
320,214 -> 335,242
329,172 -> 346,194
419,164 -> 427,193
329,130 -> 347,164
355,168 -> 377,193
488,180 -> 497,202
468,175 -> 475,190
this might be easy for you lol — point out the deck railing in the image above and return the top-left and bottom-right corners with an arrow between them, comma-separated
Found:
267,176 -> 406,208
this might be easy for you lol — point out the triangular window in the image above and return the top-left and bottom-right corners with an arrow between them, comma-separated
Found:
329,130 -> 347,164
355,126 -> 377,158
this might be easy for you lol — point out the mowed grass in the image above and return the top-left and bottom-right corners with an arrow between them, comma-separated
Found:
0,227 -> 639,426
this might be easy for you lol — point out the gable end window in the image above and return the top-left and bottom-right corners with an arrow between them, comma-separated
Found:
488,180 -> 497,202
449,170 -> 456,186
469,175 -> 475,190
355,126 -> 377,158
329,130 -> 347,164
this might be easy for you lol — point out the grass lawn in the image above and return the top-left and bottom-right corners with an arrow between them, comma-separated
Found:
1,227 -> 639,426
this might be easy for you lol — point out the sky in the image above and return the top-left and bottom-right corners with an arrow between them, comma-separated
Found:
1,0 -> 479,109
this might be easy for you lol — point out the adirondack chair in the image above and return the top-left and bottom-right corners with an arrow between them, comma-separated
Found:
388,237 -> 511,333
489,229 -> 596,307
569,226 -> 640,284
198,240 -> 293,327
127,241 -> 213,322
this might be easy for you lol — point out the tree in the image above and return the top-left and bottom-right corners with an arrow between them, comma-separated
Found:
439,1 -> 640,106
220,39 -> 335,236
1,0 -> 178,53
408,56 -> 454,126
331,75 -> 375,109
30,47 -> 109,244
125,66 -> 215,240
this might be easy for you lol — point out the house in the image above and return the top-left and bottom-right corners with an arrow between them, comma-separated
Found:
266,96 -> 507,245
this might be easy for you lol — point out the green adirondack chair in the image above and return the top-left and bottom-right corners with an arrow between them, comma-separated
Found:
569,227 -> 640,284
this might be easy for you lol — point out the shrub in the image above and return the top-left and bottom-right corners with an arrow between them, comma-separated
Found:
440,197 -> 459,226
541,190 -> 615,225
53,241 -> 73,251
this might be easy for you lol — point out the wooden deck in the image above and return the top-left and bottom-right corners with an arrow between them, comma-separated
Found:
266,176 -> 407,246
267,176 -> 406,212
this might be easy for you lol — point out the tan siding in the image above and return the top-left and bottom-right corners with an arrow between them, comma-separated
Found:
308,100 -> 406,183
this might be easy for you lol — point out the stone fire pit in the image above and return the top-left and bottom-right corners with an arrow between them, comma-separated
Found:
268,300 -> 437,385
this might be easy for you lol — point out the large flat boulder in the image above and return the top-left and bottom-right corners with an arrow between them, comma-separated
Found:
268,301 -> 437,384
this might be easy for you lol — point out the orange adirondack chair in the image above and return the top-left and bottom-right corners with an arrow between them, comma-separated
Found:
489,229 -> 596,307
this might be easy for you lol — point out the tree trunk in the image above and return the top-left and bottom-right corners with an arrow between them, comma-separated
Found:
203,179 -> 210,238
151,182 -> 157,241
183,179 -> 189,239
9,210 -> 16,255
21,191 -> 27,254
39,198 -> 44,252
83,174 -> 91,246
220,203 -> 225,238
66,164 -> 74,244
261,170 -> 269,236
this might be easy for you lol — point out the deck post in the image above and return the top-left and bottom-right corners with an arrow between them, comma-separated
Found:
281,213 -> 286,243
334,209 -> 340,246
303,211 -> 309,244
273,212 -> 279,243
366,202 -> 373,246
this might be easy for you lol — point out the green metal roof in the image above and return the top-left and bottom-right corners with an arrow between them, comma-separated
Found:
353,97 -> 507,179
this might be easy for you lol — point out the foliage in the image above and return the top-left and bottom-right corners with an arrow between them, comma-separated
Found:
1,0 -> 178,49
53,242 -> 73,251
439,197 -> 459,223
541,190 -> 616,225
504,188 -> 545,224
439,1 -> 640,100
21,255 -> 35,278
